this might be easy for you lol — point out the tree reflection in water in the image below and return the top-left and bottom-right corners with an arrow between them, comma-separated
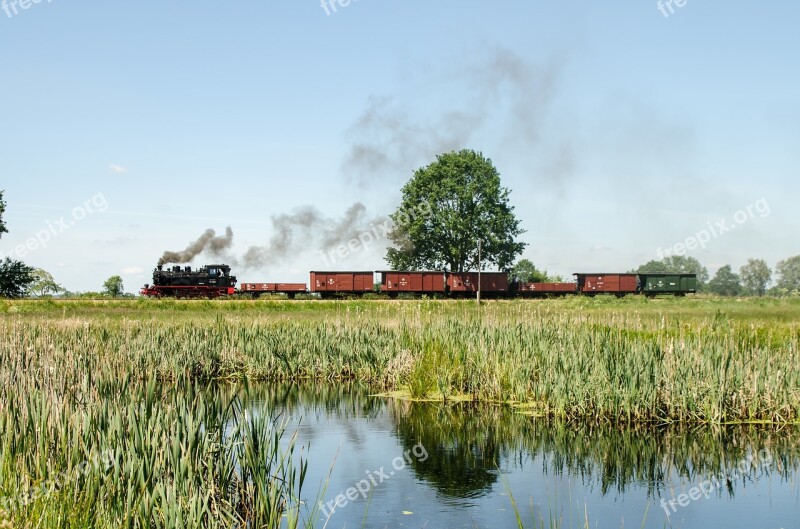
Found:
387,398 -> 800,501
239,383 -> 800,505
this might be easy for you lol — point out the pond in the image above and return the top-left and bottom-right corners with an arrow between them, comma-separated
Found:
249,384 -> 799,529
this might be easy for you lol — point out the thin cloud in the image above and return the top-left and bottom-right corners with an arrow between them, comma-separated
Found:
109,164 -> 129,174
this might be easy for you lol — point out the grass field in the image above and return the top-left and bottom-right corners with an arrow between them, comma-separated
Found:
2,295 -> 798,422
1,296 -> 798,527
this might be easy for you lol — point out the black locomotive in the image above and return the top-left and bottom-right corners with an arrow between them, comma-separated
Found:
141,264 -> 237,298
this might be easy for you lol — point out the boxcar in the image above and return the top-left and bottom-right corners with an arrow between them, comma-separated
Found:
638,273 -> 697,296
310,271 -> 374,297
517,282 -> 577,296
447,272 -> 509,296
573,273 -> 638,296
378,271 -> 446,297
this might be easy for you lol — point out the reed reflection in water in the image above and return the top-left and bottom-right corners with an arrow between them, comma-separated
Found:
246,383 -> 800,529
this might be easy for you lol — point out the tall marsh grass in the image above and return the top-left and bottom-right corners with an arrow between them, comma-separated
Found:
1,297 -> 799,526
0,365 -> 308,528
2,299 -> 798,423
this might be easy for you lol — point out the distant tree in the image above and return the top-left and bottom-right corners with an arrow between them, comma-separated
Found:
0,190 -> 8,238
0,258 -> 35,298
775,255 -> 800,291
102,275 -> 124,298
707,265 -> 742,296
78,291 -> 104,299
637,256 -> 709,290
0,192 -> 35,298
739,258 -> 771,296
511,259 -> 547,282
635,261 -> 659,274
28,268 -> 64,297
385,150 -> 526,272
510,259 -> 564,282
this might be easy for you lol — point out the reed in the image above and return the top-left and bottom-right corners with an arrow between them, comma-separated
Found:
1,298 -> 799,423
1,296 -> 799,525
0,372 -> 308,528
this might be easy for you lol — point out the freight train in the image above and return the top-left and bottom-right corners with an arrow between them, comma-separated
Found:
141,265 -> 697,299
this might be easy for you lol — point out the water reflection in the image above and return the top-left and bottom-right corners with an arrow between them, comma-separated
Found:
241,384 -> 800,528
388,396 -> 798,500
389,400 -> 504,499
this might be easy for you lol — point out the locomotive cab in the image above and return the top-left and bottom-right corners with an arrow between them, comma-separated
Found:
206,265 -> 236,288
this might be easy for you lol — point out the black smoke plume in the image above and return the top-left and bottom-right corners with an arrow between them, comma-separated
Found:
158,204 -> 387,270
242,202 -> 386,269
158,227 -> 233,266
342,48 -> 565,187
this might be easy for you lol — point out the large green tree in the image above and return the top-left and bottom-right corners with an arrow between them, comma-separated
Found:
775,255 -> 800,291
707,265 -> 742,296
739,258 -> 771,296
636,256 -> 709,289
385,150 -> 525,272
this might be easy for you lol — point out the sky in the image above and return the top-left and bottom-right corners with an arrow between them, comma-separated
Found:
1,1 -> 798,293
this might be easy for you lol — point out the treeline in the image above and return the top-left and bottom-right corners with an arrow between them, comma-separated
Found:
512,255 -> 800,297
635,255 -> 800,297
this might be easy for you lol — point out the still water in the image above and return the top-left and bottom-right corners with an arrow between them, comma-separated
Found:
248,385 -> 799,529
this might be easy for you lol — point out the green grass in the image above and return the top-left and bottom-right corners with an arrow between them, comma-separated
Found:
0,378 -> 309,528
1,296 -> 798,423
1,296 -> 799,527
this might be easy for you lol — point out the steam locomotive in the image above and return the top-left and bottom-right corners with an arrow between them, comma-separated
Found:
140,264 -> 237,298
140,265 -> 697,299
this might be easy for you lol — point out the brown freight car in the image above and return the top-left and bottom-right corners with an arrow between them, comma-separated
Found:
310,271 -> 374,297
573,273 -> 638,296
239,283 -> 308,298
447,272 -> 509,296
517,282 -> 577,296
377,271 -> 446,297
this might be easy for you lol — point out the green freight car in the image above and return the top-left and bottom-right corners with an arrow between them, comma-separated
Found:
638,273 -> 697,296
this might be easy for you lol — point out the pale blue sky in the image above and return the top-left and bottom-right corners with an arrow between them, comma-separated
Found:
1,1 -> 798,292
